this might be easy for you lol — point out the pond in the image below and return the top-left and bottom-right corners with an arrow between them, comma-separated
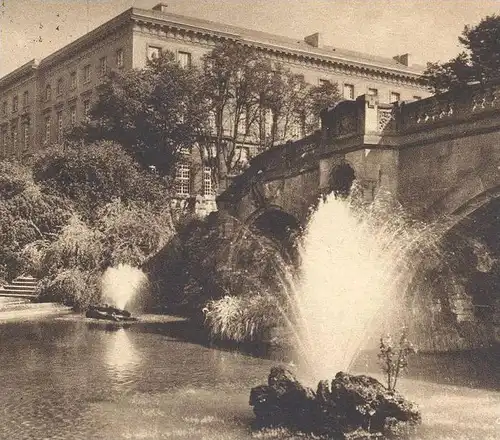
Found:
0,314 -> 498,440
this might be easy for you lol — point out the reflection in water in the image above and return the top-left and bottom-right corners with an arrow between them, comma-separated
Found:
0,319 -> 497,440
104,327 -> 141,384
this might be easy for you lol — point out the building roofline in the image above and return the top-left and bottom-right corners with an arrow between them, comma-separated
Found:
38,8 -> 134,71
132,7 -> 426,80
0,5 -> 426,88
0,59 -> 39,90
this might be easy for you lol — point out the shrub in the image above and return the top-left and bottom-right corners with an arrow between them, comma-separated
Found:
203,294 -> 284,342
32,141 -> 171,219
378,328 -> 416,391
97,199 -> 174,267
41,216 -> 104,276
0,160 -> 72,280
37,269 -> 100,311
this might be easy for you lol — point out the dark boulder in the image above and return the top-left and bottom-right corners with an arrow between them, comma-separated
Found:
250,367 -> 421,439
85,304 -> 137,322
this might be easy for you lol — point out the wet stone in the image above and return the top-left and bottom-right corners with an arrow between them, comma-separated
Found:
250,367 -> 421,439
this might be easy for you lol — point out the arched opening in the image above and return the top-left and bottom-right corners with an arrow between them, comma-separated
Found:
248,207 -> 302,265
328,161 -> 356,197
412,196 -> 500,348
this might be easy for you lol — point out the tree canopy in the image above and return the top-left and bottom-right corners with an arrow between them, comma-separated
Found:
424,15 -> 500,93
78,42 -> 341,186
76,52 -> 209,175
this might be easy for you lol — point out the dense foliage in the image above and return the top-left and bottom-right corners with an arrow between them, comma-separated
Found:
0,160 -> 72,282
33,141 -> 170,218
78,42 -> 340,187
75,53 -> 208,175
424,15 -> 500,93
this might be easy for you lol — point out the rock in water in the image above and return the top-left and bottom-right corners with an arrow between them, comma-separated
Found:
249,367 -> 421,439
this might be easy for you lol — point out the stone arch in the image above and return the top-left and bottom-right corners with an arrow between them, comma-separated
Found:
245,205 -> 302,263
327,160 -> 356,197
420,191 -> 500,344
246,205 -> 301,241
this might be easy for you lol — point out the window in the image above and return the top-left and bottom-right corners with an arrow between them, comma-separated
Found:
147,46 -> 161,60
12,95 -> 18,113
343,84 -> 354,100
0,127 -> 7,153
83,100 -> 91,121
175,163 -> 191,196
70,106 -> 77,126
318,78 -> 330,86
83,64 -> 91,83
116,48 -> 124,68
11,124 -> 18,150
44,116 -> 51,144
56,111 -> 63,142
178,51 -> 191,68
23,123 -> 29,149
22,91 -> 29,108
390,92 -> 401,102
368,88 -> 378,97
56,78 -> 63,96
203,166 -> 214,196
237,109 -> 247,135
70,72 -> 77,89
2,101 -> 6,116
413,95 -> 422,101
208,112 -> 216,133
290,121 -> 301,139
45,84 -> 52,101
264,109 -> 273,137
99,56 -> 107,76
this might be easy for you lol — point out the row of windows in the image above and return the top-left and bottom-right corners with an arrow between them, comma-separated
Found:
174,164 -> 215,196
42,49 -> 124,103
147,46 -> 192,68
43,99 -> 91,144
1,51 -> 121,116
0,122 -> 30,153
341,83 -> 421,102
1,91 -> 31,116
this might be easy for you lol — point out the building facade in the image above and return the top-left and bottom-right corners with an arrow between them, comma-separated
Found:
0,3 -> 430,213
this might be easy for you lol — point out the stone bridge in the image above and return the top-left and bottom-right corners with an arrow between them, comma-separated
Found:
217,81 -> 500,346
218,81 -> 500,232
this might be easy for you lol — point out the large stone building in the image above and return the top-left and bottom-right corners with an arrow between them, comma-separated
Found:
0,3 -> 430,212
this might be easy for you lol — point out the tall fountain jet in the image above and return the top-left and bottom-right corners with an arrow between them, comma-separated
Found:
291,190 -> 434,384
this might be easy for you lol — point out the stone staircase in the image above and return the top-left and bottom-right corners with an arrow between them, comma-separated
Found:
0,275 -> 39,299
0,276 -> 72,320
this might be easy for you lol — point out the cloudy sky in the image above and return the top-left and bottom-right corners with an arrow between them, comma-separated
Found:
1,0 -> 499,77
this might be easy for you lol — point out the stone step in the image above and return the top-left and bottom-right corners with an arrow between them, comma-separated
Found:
10,280 -> 38,287
0,291 -> 38,299
1,284 -> 36,291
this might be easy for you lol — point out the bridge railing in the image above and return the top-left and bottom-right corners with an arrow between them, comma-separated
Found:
396,79 -> 500,133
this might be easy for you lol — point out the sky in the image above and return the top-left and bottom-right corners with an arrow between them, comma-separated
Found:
1,0 -> 500,78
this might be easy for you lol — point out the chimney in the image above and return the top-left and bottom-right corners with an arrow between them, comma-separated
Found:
152,3 -> 169,13
393,53 -> 410,66
304,32 -> 323,48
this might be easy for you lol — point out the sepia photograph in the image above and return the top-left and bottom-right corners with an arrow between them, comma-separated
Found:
0,0 -> 499,439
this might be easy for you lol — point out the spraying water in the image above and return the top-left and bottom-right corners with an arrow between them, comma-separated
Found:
289,190 -> 436,384
101,264 -> 147,310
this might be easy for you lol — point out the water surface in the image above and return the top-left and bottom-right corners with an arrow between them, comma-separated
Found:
0,316 -> 498,440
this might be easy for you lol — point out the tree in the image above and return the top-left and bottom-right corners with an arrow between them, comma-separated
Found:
32,141 -> 171,219
76,52 -> 209,176
0,160 -> 72,281
199,42 -> 341,188
423,15 -> 500,93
